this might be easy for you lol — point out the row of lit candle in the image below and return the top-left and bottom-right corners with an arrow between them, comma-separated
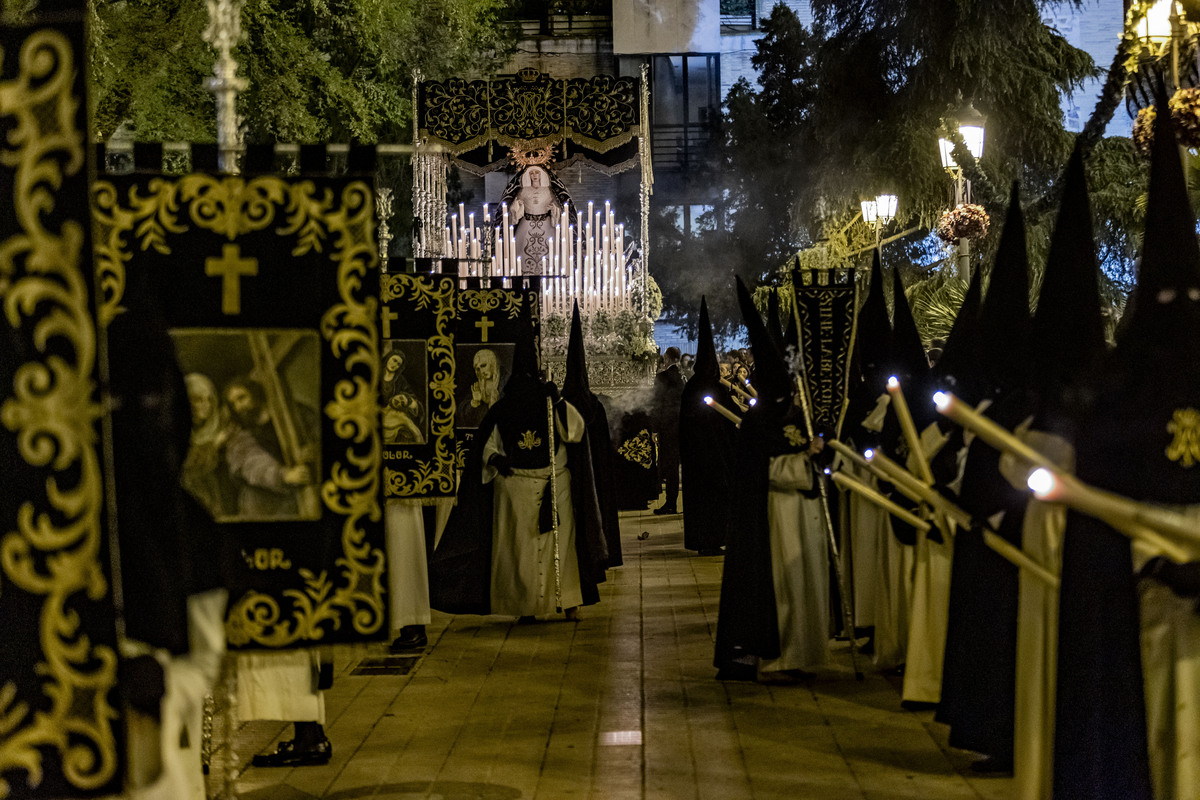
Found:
443,199 -> 632,316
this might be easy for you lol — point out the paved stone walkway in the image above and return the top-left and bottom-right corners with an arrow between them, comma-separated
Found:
233,511 -> 1013,799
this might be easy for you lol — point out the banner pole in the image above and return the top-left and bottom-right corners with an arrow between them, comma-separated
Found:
791,272 -> 863,681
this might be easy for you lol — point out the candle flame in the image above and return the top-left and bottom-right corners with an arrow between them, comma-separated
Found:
1027,468 -> 1056,498
932,391 -> 950,409
887,376 -> 899,388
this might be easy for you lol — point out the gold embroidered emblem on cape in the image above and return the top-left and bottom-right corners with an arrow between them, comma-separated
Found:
783,425 -> 808,448
518,430 -> 542,450
618,429 -> 655,468
1166,407 -> 1200,467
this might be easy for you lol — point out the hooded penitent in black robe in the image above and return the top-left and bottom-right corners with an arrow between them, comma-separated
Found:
879,265 -> 932,546
563,302 -> 622,568
937,184 -> 1034,764
713,277 -> 797,678
1053,88 -> 1200,800
679,297 -> 739,553
428,319 -> 608,615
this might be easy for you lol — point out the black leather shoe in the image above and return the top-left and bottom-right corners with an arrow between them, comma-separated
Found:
389,626 -> 428,652
715,663 -> 757,682
251,737 -> 332,768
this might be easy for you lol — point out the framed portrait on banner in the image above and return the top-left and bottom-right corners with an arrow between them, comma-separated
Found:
93,171 -> 387,649
380,274 -> 457,501
454,284 -> 541,460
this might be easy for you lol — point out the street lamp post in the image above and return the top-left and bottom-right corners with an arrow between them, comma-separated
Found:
938,103 -> 986,281
861,193 -> 898,246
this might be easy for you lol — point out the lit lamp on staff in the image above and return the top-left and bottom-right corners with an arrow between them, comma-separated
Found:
886,376 -> 934,484
932,390 -> 1054,471
1026,468 -> 1198,563
704,395 -> 743,427
721,376 -> 755,403
938,102 -> 986,281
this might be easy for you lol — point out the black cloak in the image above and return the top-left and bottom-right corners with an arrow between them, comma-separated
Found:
937,183 -> 1033,761
428,315 -> 608,614
1053,87 -> 1200,800
713,277 -> 797,674
679,297 -> 739,552
562,302 -> 622,568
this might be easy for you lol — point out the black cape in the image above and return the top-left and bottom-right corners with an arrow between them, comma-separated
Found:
607,405 -> 661,510
679,298 -> 738,552
563,305 -> 622,568
428,381 -> 608,614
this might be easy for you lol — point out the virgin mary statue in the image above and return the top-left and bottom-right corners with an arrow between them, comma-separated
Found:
499,147 -> 575,275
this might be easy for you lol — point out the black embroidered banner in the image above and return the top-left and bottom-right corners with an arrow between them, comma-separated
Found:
419,69 -> 640,159
92,172 -> 387,649
791,268 -> 860,439
455,286 -> 541,462
0,16 -> 124,800
380,274 -> 457,501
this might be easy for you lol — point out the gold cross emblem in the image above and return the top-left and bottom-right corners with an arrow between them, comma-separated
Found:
205,243 -> 258,315
476,315 -> 495,342
382,305 -> 399,339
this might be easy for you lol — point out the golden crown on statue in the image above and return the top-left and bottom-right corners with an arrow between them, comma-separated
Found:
509,143 -> 557,169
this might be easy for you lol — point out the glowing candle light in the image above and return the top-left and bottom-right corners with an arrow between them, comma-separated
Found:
704,396 -> 743,427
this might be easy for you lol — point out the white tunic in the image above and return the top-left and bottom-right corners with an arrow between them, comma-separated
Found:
901,523 -> 953,704
385,500 -> 432,632
485,401 -> 586,617
760,452 -> 829,673
867,487 -> 914,671
1135,505 -> 1200,800
236,650 -> 325,724
1011,431 -> 1071,800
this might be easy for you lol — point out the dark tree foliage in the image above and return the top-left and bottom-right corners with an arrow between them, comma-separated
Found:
655,1 -> 1148,340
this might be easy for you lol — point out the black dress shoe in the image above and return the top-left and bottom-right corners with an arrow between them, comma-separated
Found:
715,663 -> 757,682
251,737 -> 332,768
389,626 -> 428,652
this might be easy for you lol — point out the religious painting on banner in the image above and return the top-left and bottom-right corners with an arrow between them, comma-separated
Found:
0,15 -> 124,800
790,267 -> 860,439
454,285 -> 541,462
380,274 -> 457,502
92,170 -> 387,649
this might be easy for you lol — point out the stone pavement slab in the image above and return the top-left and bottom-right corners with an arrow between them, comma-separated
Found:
232,509 -> 1012,800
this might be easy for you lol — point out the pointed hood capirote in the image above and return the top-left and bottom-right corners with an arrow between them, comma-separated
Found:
1029,139 -> 1107,412
976,182 -> 1032,393
693,296 -> 720,382
1121,79 -> 1200,348
856,249 -> 891,379
888,266 -> 927,380
505,298 -> 542,394
930,254 -> 983,397
736,276 -> 792,406
564,301 -> 590,396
